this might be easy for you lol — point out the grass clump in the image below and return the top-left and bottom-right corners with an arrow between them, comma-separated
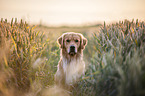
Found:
0,18 -> 59,95
75,19 -> 145,96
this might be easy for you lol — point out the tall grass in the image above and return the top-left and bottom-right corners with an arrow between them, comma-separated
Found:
0,18 -> 59,95
74,19 -> 145,96
0,18 -> 145,96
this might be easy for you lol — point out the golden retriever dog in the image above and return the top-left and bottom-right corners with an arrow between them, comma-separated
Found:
55,32 -> 87,89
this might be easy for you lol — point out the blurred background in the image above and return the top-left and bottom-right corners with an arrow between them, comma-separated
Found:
1,0 -> 145,96
0,0 -> 145,26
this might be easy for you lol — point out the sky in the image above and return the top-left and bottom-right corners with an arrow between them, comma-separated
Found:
0,0 -> 145,26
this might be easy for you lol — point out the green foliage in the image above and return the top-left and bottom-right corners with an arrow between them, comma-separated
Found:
75,19 -> 145,96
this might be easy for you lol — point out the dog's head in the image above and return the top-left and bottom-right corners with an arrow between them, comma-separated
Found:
57,32 -> 87,56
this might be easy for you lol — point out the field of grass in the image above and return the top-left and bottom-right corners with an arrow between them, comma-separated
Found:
0,18 -> 145,96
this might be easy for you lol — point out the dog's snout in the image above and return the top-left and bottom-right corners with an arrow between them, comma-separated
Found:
70,45 -> 75,49
69,45 -> 76,55
70,45 -> 75,52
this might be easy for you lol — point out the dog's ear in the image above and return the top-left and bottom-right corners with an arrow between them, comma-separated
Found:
57,36 -> 63,48
81,37 -> 87,49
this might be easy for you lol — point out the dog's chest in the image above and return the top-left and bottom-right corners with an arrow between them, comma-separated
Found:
62,59 -> 85,84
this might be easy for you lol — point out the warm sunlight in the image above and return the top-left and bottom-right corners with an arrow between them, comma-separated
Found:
1,0 -> 145,96
0,0 -> 145,25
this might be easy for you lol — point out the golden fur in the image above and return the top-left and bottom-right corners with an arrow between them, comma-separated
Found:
55,32 -> 87,88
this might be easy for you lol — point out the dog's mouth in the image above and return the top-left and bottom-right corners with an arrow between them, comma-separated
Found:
69,51 -> 76,56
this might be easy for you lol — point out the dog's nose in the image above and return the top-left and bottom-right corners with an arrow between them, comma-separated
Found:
70,45 -> 75,49
69,45 -> 76,55
70,45 -> 75,52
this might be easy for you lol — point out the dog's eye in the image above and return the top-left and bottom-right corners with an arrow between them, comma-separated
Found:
75,40 -> 78,42
66,40 -> 70,42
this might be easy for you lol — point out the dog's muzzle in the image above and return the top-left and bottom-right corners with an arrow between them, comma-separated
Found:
69,45 -> 76,55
